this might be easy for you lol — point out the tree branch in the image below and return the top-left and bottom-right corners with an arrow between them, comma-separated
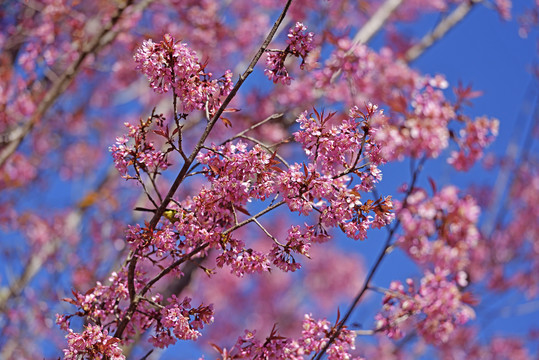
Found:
404,0 -> 482,63
116,0 -> 295,339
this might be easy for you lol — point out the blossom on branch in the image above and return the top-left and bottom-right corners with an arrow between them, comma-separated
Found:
63,324 -> 125,360
375,269 -> 476,344
265,22 -> 314,85
134,34 -> 233,115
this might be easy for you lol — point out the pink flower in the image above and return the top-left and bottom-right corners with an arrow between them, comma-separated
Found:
150,296 -> 214,348
264,22 -> 315,85
134,34 -> 233,115
63,324 -> 125,360
375,269 -> 476,344
287,22 -> 315,59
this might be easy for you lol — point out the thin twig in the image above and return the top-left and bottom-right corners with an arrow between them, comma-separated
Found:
252,218 -> 285,247
223,201 -> 286,236
228,113 -> 284,141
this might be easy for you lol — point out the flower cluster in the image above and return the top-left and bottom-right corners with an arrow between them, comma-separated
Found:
278,107 -> 394,240
269,225 -> 328,272
60,280 -> 213,353
292,314 -> 359,360
181,142 -> 281,275
109,119 -> 169,178
215,237 -> 272,276
178,105 -> 393,275
134,34 -> 233,115
287,22 -> 315,58
197,141 -> 278,204
265,22 -> 314,85
316,39 -> 497,167
126,223 -> 179,257
448,116 -> 499,171
134,34 -> 199,95
150,295 -> 214,348
217,314 -> 360,359
61,272 -> 130,326
397,186 -> 481,279
375,269 -> 476,344
63,324 -> 125,360
294,105 -> 386,176
370,85 -> 454,161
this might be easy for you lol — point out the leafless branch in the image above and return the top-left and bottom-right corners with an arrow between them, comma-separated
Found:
404,0 -> 482,63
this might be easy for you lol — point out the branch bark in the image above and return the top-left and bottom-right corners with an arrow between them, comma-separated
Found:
404,0 -> 482,63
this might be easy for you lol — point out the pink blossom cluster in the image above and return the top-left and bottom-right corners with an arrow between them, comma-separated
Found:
175,142 -> 280,275
316,39 -> 453,160
59,271 -> 130,327
63,324 -> 125,360
217,314 -> 360,359
197,141 -> 278,203
375,269 -> 476,344
292,314 -> 360,360
134,34 -> 233,115
448,116 -> 499,171
109,120 -> 169,178
371,85 -> 454,161
275,161 -> 394,239
59,269 -> 160,345
287,22 -> 315,59
150,295 -> 214,348
182,106 -> 393,275
60,274 -> 214,354
265,22 -> 314,85
316,39 -> 497,168
397,186 -> 481,280
269,225 -> 328,272
265,52 -> 292,85
215,237 -> 272,276
126,223 -> 178,257
278,107 -> 394,239
294,105 -> 385,176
